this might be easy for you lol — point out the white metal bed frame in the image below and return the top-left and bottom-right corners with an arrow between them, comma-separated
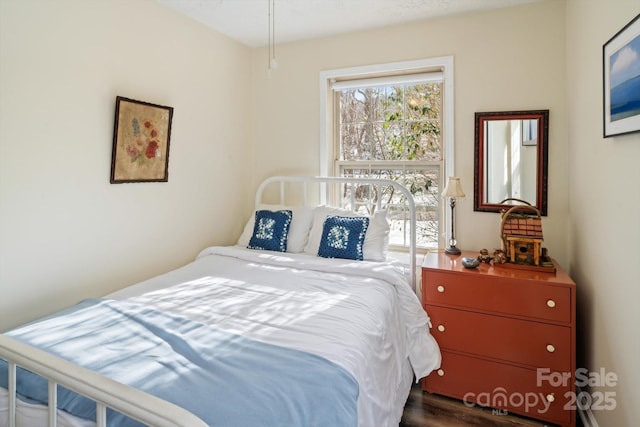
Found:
0,176 -> 418,427
0,337 -> 209,427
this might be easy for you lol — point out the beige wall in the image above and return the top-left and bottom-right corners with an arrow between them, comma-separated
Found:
0,0 -> 253,331
250,0 -> 569,266
2,0 -> 639,423
567,0 -> 640,425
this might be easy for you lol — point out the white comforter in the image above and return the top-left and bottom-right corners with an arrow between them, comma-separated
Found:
110,246 -> 441,426
1,246 -> 440,427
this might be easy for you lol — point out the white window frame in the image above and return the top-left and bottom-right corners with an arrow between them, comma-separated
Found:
319,56 -> 455,249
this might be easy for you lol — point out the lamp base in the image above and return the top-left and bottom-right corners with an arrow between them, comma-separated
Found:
445,246 -> 461,255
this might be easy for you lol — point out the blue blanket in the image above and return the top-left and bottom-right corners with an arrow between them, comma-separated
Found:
0,299 -> 358,427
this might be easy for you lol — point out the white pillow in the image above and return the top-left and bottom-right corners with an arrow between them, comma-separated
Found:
237,204 -> 314,253
303,206 -> 390,261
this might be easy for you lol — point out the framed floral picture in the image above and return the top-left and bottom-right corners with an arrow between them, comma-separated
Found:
110,96 -> 174,183
603,13 -> 640,138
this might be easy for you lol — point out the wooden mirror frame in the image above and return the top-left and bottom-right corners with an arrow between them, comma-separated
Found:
474,110 -> 549,216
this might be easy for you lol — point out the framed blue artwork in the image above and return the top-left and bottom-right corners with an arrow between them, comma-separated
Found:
603,13 -> 640,138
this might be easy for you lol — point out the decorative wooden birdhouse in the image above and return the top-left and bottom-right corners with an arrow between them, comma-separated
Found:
500,204 -> 544,266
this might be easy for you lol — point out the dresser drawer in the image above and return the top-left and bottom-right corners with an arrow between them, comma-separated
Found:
423,351 -> 571,426
426,305 -> 571,371
423,270 -> 571,323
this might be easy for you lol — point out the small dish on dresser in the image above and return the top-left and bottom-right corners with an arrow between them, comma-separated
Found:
461,257 -> 480,269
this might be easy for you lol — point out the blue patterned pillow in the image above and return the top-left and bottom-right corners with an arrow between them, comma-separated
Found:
317,215 -> 369,261
248,210 -> 292,252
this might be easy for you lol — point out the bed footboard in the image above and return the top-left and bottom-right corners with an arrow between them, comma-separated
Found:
0,335 -> 208,427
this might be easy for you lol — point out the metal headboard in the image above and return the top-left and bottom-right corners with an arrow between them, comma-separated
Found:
255,176 -> 417,292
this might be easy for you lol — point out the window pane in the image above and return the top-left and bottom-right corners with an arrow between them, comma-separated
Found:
338,82 -> 442,162
339,90 -> 366,124
406,83 -> 441,121
340,123 -> 368,161
339,88 -> 385,125
381,86 -> 404,123
374,121 -> 402,160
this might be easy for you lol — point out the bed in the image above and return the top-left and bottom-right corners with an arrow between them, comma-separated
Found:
0,176 -> 441,427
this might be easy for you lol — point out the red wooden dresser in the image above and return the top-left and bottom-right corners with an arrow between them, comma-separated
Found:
421,250 -> 576,427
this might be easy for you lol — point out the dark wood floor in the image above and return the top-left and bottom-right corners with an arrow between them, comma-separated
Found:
400,382 -> 559,427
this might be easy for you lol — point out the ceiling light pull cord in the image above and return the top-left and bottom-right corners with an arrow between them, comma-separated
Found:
271,0 -> 276,68
268,0 -> 277,76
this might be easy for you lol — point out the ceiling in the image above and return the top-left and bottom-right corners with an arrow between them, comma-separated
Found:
156,0 -> 541,48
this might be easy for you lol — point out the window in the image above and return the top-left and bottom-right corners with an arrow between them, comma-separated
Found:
320,57 -> 454,250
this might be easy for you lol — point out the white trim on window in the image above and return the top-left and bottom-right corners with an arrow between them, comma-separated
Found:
319,56 -> 454,177
319,57 -> 455,246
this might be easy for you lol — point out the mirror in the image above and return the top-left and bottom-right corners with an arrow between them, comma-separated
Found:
474,110 -> 549,215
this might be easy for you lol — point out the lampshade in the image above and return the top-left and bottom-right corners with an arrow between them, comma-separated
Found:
443,177 -> 465,199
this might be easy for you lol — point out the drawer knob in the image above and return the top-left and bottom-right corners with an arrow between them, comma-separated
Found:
546,299 -> 556,308
437,369 -> 445,376
546,393 -> 555,403
437,285 -> 445,293
546,344 -> 556,353
437,324 -> 445,332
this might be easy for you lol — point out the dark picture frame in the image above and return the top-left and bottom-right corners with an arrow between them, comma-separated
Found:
110,96 -> 174,183
603,13 -> 640,138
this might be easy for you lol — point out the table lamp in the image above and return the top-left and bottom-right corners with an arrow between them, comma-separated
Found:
443,176 -> 465,255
